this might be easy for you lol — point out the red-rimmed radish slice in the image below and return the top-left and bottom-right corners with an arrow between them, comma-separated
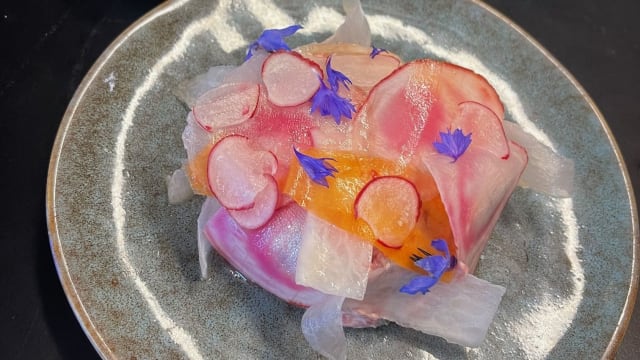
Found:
330,52 -> 400,88
207,135 -> 277,210
193,83 -> 260,132
262,51 -> 322,106
446,101 -> 510,159
354,176 -> 421,248
352,59 -> 504,159
228,176 -> 279,229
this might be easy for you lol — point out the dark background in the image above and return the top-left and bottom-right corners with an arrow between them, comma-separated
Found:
1,0 -> 638,359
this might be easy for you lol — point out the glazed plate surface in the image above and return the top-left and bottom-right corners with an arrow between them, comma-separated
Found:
47,0 -> 638,358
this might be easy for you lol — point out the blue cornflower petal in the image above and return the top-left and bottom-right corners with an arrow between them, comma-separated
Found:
399,276 -> 439,295
293,147 -> 338,187
310,80 -> 356,125
400,239 -> 452,295
433,128 -> 472,162
369,46 -> 388,59
415,255 -> 449,278
431,238 -> 450,258
326,56 -> 352,91
245,24 -> 303,61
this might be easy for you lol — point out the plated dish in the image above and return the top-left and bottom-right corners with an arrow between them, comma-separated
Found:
47,0 -> 638,358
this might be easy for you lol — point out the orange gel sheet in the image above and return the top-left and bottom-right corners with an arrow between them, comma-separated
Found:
283,149 -> 456,274
186,144 -> 214,197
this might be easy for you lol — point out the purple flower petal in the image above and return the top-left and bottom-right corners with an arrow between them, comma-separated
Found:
400,239 -> 452,295
245,24 -> 303,61
369,46 -> 388,59
399,276 -> 439,295
294,147 -> 338,187
431,238 -> 450,258
433,128 -> 472,161
310,80 -> 356,125
326,56 -> 352,91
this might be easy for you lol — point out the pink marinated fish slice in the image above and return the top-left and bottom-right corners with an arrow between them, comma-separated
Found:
419,103 -> 527,270
352,59 -> 526,271
422,141 -> 527,271
352,59 -> 505,160
205,202 -> 327,307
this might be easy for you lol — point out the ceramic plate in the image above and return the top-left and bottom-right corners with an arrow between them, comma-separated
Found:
47,0 -> 638,358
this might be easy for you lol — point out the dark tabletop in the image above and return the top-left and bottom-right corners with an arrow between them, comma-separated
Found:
1,0 -> 638,359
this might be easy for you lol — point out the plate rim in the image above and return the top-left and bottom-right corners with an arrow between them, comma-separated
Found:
46,0 -> 640,358
472,1 -> 640,357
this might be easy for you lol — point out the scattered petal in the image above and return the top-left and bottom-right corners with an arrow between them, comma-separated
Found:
294,147 -> 338,187
399,274 -> 440,295
369,46 -> 388,59
245,24 -> 303,61
400,239 -> 451,295
326,56 -> 352,91
431,238 -> 450,257
310,79 -> 356,125
433,128 -> 472,162
415,255 -> 449,277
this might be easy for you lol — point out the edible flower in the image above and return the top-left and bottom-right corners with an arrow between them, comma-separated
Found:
369,46 -> 388,59
310,78 -> 356,124
400,239 -> 451,295
433,128 -> 472,162
326,56 -> 352,91
293,147 -> 338,187
245,24 -> 303,61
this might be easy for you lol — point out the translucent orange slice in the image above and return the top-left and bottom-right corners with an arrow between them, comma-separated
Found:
283,149 -> 455,273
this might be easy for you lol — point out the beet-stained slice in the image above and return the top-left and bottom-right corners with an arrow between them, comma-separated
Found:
228,175 -> 279,230
205,202 -> 327,307
262,51 -> 323,107
351,59 -> 504,160
193,83 -> 260,131
354,176 -> 421,248
207,134 -> 277,211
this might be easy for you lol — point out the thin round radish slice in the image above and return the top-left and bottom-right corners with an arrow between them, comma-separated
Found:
207,135 -> 277,210
448,101 -> 510,159
193,83 -> 260,132
354,176 -> 421,248
228,176 -> 279,229
262,51 -> 322,107
330,52 -> 400,88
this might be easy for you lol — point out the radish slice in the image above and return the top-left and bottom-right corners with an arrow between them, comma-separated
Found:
422,141 -> 528,271
330,52 -> 400,88
193,83 -> 260,131
262,52 -> 322,106
354,176 -> 421,248
228,176 -> 279,229
207,135 -> 277,210
352,60 -> 504,160
450,101 -> 510,159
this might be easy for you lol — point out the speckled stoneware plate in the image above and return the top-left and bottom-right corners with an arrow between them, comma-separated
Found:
47,0 -> 639,358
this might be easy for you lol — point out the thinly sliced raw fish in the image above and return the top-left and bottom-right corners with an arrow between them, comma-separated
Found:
296,214 -> 372,300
